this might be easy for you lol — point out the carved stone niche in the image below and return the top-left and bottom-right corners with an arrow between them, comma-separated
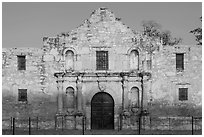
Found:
64,87 -> 75,113
128,87 -> 140,114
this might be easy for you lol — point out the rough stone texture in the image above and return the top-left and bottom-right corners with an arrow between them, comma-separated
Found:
2,47 -> 58,119
148,45 -> 202,117
2,7 -> 202,130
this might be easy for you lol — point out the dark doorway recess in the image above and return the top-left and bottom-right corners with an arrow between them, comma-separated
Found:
91,92 -> 114,129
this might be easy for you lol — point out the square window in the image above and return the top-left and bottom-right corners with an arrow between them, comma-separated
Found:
176,53 -> 184,71
96,51 -> 108,70
179,88 -> 188,101
18,89 -> 27,102
17,55 -> 26,70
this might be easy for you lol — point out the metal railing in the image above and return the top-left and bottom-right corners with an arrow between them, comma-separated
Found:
117,115 -> 202,135
2,115 -> 201,135
2,115 -> 86,135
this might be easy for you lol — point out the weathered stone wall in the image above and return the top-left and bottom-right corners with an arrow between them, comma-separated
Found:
147,45 -> 202,116
2,7 -> 202,130
42,7 -> 146,72
2,47 -> 58,119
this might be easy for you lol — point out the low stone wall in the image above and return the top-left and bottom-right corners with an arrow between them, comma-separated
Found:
2,115 -> 202,131
2,115 -> 85,130
121,116 -> 202,130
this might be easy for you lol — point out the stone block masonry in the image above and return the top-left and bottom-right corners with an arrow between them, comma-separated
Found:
2,47 -> 59,119
2,7 -> 202,130
148,45 -> 202,116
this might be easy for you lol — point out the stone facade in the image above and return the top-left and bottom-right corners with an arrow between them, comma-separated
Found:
2,8 -> 202,129
148,45 -> 202,117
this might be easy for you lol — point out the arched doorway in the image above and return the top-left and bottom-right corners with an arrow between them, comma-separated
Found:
91,92 -> 114,129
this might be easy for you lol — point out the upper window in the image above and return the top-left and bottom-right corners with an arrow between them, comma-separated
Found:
179,88 -> 188,101
18,89 -> 27,102
176,53 -> 184,71
96,51 -> 108,70
65,50 -> 74,71
130,50 -> 139,70
17,55 -> 26,70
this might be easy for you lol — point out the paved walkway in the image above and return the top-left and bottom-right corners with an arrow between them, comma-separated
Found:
2,129 -> 202,135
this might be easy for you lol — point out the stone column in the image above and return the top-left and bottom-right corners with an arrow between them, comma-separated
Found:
56,73 -> 64,114
76,76 -> 83,112
142,75 -> 150,111
123,76 -> 129,111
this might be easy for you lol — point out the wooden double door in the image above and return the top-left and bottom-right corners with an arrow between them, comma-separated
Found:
91,92 -> 114,129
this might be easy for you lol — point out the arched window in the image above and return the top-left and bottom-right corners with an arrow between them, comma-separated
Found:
130,50 -> 139,70
65,50 -> 74,70
64,87 -> 75,110
129,87 -> 140,109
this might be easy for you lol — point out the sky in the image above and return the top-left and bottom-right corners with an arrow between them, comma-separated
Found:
2,2 -> 202,48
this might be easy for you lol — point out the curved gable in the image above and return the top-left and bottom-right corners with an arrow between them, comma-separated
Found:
58,7 -> 140,48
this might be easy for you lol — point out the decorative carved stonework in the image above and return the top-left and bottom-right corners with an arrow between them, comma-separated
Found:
98,83 -> 106,91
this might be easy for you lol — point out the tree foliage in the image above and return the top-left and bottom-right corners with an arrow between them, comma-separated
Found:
141,20 -> 182,46
142,20 -> 161,38
190,17 -> 202,45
